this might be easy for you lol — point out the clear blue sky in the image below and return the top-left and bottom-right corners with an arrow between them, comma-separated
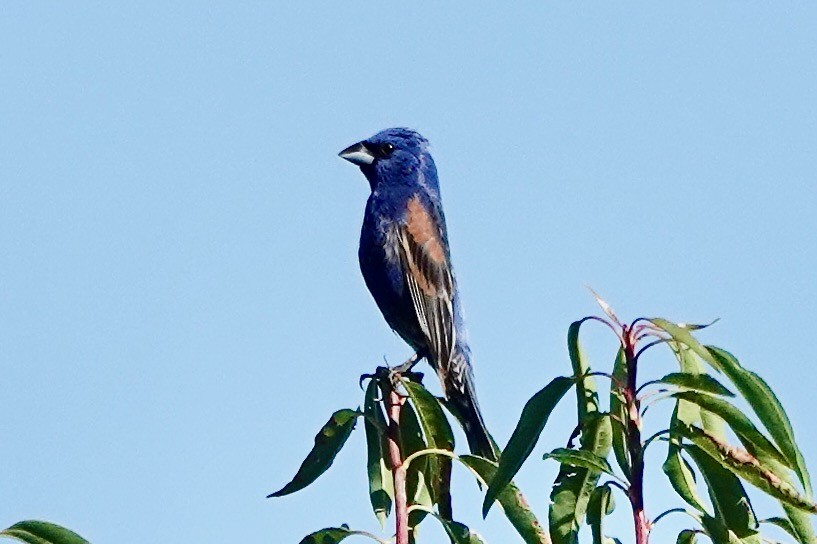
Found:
2,3 -> 816,543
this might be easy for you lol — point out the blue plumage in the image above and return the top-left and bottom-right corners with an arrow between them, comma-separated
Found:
340,128 -> 496,460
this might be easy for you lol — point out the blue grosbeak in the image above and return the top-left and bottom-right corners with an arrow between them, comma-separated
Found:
339,128 -> 496,460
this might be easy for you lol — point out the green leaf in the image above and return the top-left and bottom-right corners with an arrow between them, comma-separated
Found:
568,319 -> 601,419
268,408 -> 360,497
663,443 -> 707,513
648,319 -> 722,371
609,348 -> 631,481
549,320 -> 611,543
543,448 -> 618,481
780,503 -> 817,544
549,413 -> 613,544
676,529 -> 698,544
586,485 -> 615,544
422,511 -> 486,544
656,372 -> 734,397
403,382 -> 455,451
439,520 -> 485,544
707,346 -> 813,498
400,400 -> 434,529
482,376 -> 573,516
672,391 -> 790,469
699,515 -> 744,544
586,485 -> 615,524
677,424 -> 817,514
758,457 -> 817,544
363,380 -> 394,527
0,521 -> 90,544
460,455 -> 549,544
666,341 -> 726,442
653,321 -> 812,498
760,516 -> 798,540
672,344 -> 705,426
663,343 -> 715,513
296,525 -> 383,544
403,380 -> 455,516
297,526 -> 354,544
684,444 -> 759,542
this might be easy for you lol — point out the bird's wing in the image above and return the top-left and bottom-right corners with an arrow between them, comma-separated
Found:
396,195 -> 457,374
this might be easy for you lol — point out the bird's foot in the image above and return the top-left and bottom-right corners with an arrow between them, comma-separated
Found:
391,351 -> 423,375
367,353 -> 425,392
390,353 -> 425,388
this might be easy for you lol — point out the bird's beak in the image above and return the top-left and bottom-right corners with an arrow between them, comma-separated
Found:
338,141 -> 375,166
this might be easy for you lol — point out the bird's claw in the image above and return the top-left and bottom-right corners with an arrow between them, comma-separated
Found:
391,351 -> 424,374
360,354 -> 425,397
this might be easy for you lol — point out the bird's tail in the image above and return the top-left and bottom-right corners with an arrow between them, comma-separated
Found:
443,353 -> 498,461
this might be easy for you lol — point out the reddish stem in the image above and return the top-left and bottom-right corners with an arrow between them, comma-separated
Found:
381,378 -> 409,544
623,327 -> 651,544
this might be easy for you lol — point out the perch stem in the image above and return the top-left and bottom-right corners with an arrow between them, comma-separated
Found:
380,373 -> 409,544
623,327 -> 651,544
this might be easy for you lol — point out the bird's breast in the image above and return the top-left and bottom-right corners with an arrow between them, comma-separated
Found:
359,211 -> 403,294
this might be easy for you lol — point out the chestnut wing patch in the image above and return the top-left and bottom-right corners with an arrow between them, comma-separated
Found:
406,197 -> 447,268
397,196 -> 456,372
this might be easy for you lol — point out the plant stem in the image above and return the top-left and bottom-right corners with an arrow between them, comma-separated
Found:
380,375 -> 409,544
623,327 -> 651,544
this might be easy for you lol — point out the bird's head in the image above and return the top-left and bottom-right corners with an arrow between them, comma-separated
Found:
339,128 -> 436,191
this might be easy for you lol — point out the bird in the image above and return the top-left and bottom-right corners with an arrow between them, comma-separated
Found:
339,127 -> 497,461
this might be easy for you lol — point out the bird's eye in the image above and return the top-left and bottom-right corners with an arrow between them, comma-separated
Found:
379,143 -> 395,158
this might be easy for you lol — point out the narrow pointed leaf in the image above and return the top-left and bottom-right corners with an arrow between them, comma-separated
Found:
543,448 -> 618,480
403,382 -> 455,451
297,526 -> 354,544
482,376 -> 573,516
402,383 -> 454,517
657,373 -> 734,397
665,337 -> 730,464
676,529 -> 698,544
682,320 -> 720,330
668,347 -> 728,439
363,380 -> 393,527
760,516 -> 798,540
663,443 -> 707,513
648,319 -> 722,371
781,503 -> 817,544
654,320 -> 812,497
403,381 -> 454,515
269,408 -> 360,497
0,521 -> 90,544
439,520 -> 485,544
296,526 -> 383,544
568,319 -> 601,420
677,424 -> 817,513
685,444 -> 759,541
610,348 -> 631,481
460,455 -> 548,544
664,345 -> 709,512
758,458 -> 817,544
701,409 -> 727,442
423,512 -> 486,544
586,485 -> 615,544
672,343 -> 704,426
700,515 -> 744,544
400,400 -> 433,529
706,346 -> 813,498
552,320 -> 611,542
549,413 -> 613,544
672,391 -> 789,468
